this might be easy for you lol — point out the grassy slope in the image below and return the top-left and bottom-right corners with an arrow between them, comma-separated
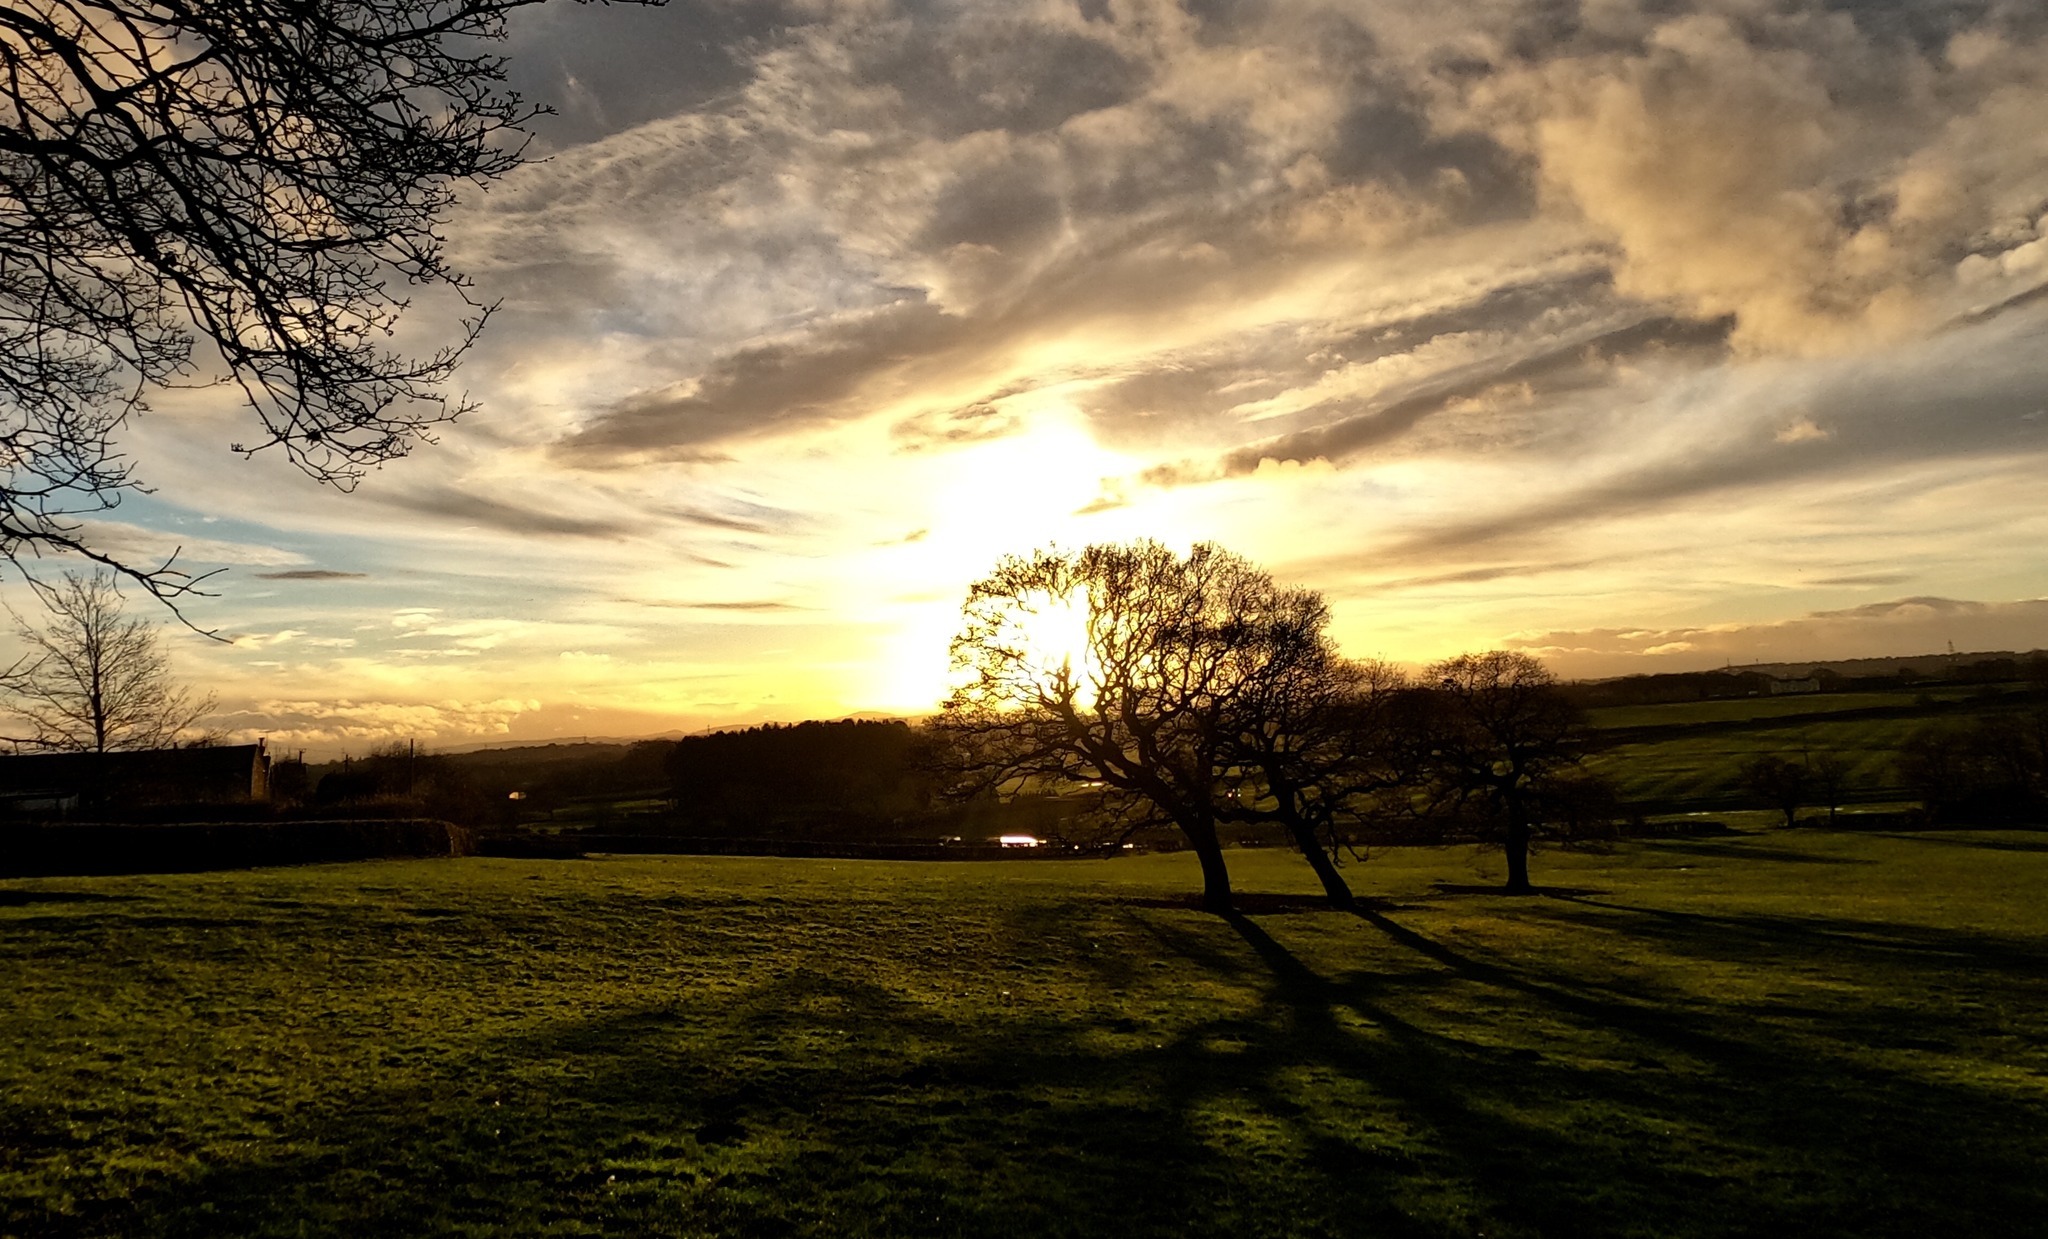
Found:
3,837 -> 2046,1238
1580,688 -> 2021,810
1586,716 -> 1926,807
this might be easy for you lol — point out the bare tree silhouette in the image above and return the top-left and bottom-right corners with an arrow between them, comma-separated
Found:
933,541 -> 1397,912
1423,650 -> 1589,894
0,0 -> 634,598
1,569 -> 213,751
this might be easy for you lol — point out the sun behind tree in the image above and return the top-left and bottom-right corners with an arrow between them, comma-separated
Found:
932,540 -> 1400,912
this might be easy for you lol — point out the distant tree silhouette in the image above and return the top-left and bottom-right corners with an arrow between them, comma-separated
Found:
932,541 -> 1387,913
1740,754 -> 1810,829
0,570 -> 213,752
1419,651 -> 1592,894
1898,712 -> 2048,824
1807,752 -> 1852,825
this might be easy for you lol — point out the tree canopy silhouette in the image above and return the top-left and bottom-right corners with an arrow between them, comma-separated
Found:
1420,650 -> 1592,894
0,0 -> 629,597
932,541 -> 1396,912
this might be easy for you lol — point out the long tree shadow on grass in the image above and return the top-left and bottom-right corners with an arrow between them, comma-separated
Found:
1628,838 -> 1876,864
25,894 -> 2048,1239
1861,830 -> 2048,853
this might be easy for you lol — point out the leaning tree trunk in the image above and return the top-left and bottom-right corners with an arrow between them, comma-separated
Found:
1181,816 -> 1235,914
1502,793 -> 1534,895
1287,821 -> 1354,909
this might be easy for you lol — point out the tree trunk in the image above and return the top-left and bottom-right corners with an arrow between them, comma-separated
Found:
1503,795 -> 1533,895
1182,817 -> 1234,913
1288,821 -> 1354,909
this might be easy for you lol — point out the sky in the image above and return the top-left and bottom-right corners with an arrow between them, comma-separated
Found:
29,0 -> 2048,756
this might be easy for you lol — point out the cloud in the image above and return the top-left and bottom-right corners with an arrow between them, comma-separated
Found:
559,300 -> 973,459
84,0 -> 2048,741
470,0 -> 2048,486
255,569 -> 367,581
1355,304 -> 2048,567
629,599 -> 812,613
659,498 -> 809,536
1456,3 -> 2048,352
375,488 -> 637,539
72,521 -> 306,569
1205,312 -> 1733,477
1509,596 -> 2048,679
216,697 -> 543,748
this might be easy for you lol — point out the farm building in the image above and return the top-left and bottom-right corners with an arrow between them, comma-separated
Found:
0,743 -> 271,817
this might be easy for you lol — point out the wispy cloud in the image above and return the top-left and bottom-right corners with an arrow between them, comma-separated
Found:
256,569 -> 368,582
89,0 -> 2048,741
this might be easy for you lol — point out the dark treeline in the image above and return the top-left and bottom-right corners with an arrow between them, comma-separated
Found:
665,720 -> 936,836
1898,707 -> 2048,825
305,741 -> 673,825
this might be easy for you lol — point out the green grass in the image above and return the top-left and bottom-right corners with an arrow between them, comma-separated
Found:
1581,688 -> 1974,731
4,837 -> 2047,1238
1579,689 -> 2030,809
1587,716 -> 1926,807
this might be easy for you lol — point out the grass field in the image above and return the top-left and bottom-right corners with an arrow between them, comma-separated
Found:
1579,688 -> 2032,811
4,835 -> 2047,1238
1580,688 -> 1983,731
1585,716 -> 1923,808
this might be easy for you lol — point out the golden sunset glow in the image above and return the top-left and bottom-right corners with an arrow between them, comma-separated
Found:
25,0 -> 2046,757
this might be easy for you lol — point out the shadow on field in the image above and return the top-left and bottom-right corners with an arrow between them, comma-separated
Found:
1120,891 -> 1353,914
1635,838 -> 1875,864
32,891 -> 2048,1239
1427,882 -> 1606,897
1863,831 -> 2048,853
0,888 -> 137,907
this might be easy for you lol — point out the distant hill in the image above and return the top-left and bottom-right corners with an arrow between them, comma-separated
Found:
1720,649 -> 2046,681
1563,648 -> 2046,709
432,714 -> 915,762
439,735 -> 682,756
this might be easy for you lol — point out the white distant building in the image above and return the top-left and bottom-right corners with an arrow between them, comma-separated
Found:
996,834 -> 1041,848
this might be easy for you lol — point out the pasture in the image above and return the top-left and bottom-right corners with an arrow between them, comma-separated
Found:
4,833 -> 2046,1237
1581,686 -> 2028,812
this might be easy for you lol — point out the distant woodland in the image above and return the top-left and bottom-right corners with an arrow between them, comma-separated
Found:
288,648 -> 2048,853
